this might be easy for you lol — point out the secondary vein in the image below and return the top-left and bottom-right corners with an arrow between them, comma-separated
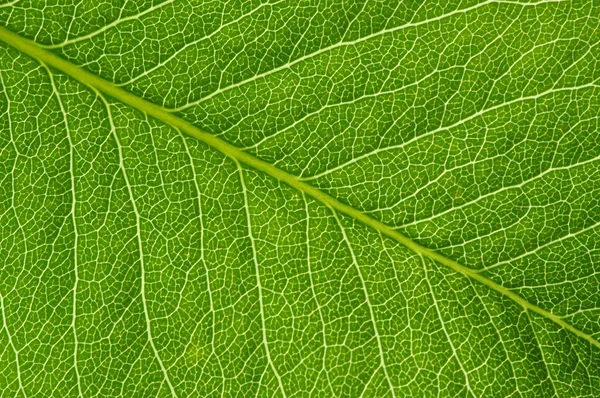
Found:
44,64 -> 83,398
99,93 -> 178,398
0,25 -> 598,350
236,160 -> 287,398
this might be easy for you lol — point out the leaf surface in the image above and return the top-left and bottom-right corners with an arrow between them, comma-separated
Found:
0,0 -> 599,396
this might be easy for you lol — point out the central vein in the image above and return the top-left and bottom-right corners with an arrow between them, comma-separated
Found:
0,25 -> 597,349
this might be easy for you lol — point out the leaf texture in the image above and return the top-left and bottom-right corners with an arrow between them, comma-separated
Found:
0,0 -> 599,397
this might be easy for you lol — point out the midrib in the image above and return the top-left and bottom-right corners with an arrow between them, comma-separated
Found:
1,25 -> 598,349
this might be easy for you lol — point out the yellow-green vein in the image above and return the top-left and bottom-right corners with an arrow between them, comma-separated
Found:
0,25 -> 598,350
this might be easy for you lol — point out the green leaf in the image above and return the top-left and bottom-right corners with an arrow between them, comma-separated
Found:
0,1 -> 599,396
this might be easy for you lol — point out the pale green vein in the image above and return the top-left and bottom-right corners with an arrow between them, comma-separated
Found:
331,208 -> 396,398
98,93 -> 178,398
236,160 -> 287,398
114,0 -> 285,88
302,193 -> 337,397
44,64 -> 83,398
466,279 -> 521,396
41,0 -> 175,49
0,293 -> 25,397
0,72 -> 27,398
0,25 -> 598,351
526,311 -> 558,397
0,0 -> 20,9
379,235 -> 415,369
302,83 -> 599,182
169,0 -> 567,112
420,254 -> 476,398
177,127 -> 225,392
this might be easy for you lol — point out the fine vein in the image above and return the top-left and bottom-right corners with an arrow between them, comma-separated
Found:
44,64 -> 83,398
99,93 -> 178,398
332,209 -> 396,398
237,160 -> 287,398
0,26 -> 598,350
421,255 -> 476,398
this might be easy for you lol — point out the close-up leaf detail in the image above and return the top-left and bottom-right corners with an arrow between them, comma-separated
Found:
0,0 -> 599,396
